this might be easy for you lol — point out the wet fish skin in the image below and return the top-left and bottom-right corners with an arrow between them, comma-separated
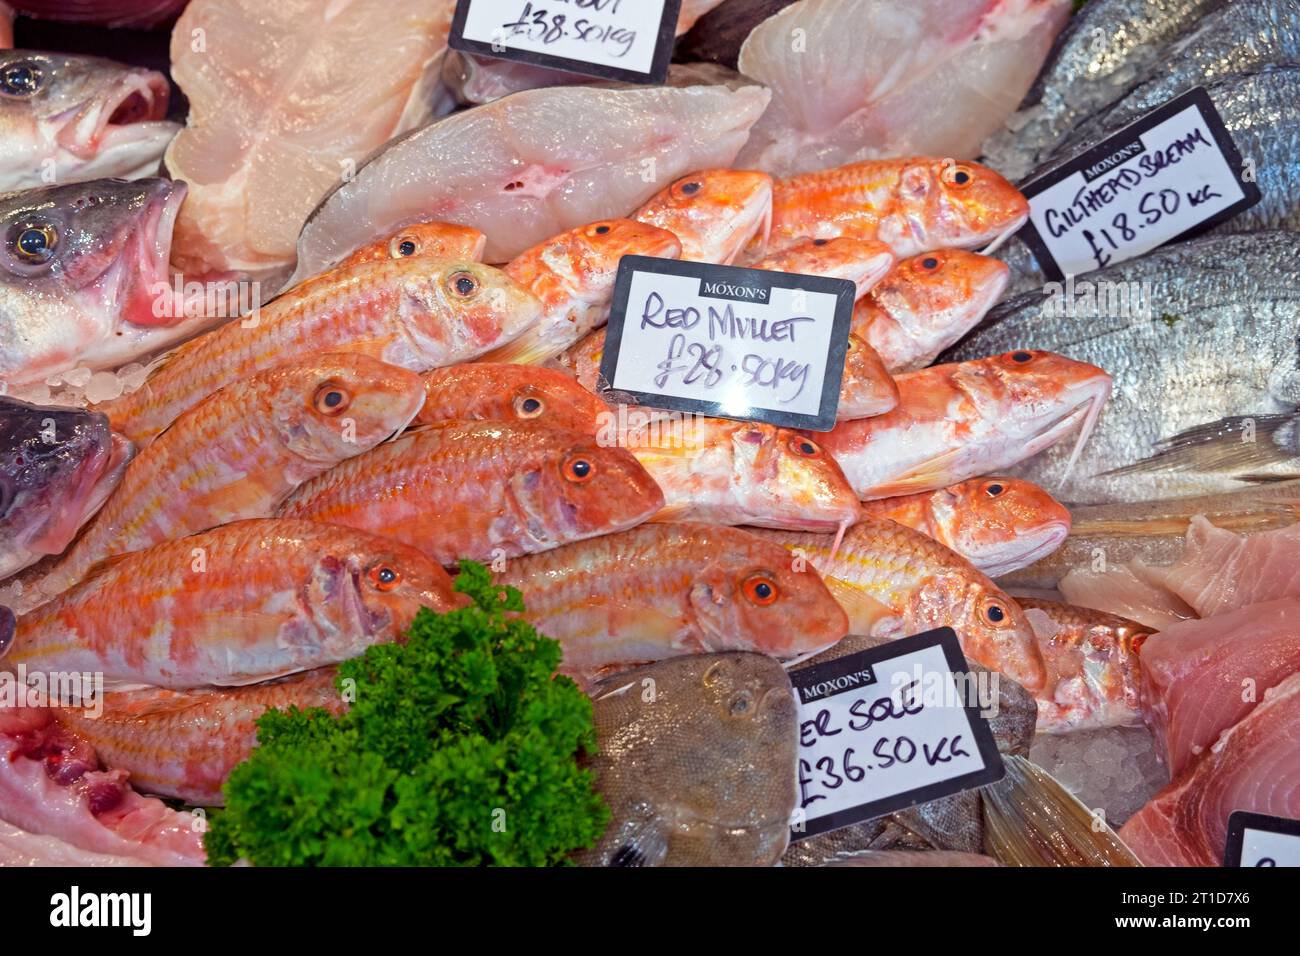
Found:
333,221 -> 487,271
575,652 -> 797,867
748,237 -> 896,299
2,519 -> 462,689
0,50 -> 178,192
947,232 -> 1300,504
634,169 -> 773,265
416,363 -> 609,434
280,420 -> 664,566
861,477 -> 1072,578
495,522 -> 849,684
99,257 -> 543,445
0,397 -> 131,579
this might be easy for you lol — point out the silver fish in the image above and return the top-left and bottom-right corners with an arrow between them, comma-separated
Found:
949,232 -> 1300,504
574,652 -> 798,867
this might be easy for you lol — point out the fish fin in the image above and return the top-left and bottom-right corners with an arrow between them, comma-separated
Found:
648,502 -> 696,523
478,332 -> 556,366
1235,472 -> 1300,484
982,755 -> 1142,867
606,818 -> 670,867
76,552 -> 138,586
1101,414 -> 1299,478
822,576 -> 895,635
865,448 -> 964,498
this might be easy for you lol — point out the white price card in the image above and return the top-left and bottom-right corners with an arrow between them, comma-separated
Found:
448,0 -> 681,84
1018,87 -> 1260,281
1224,811 -> 1300,867
599,255 -> 856,432
787,628 -> 1004,841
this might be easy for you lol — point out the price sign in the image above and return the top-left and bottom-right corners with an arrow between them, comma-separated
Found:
1224,811 -> 1300,867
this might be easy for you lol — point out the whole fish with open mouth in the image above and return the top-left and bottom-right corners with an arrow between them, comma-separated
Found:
753,157 -> 1029,262
0,396 -> 131,580
853,250 -> 1011,373
633,169 -> 772,264
98,257 -> 542,445
0,51 -> 178,192
415,363 -> 609,434
1,518 -> 462,689
279,420 -> 664,566
333,221 -> 487,271
0,177 -> 195,386
10,354 -> 426,613
860,476 -> 1072,578
818,350 -> 1112,500
750,518 -> 1046,692
495,522 -> 848,686
947,232 -> 1300,504
479,218 -> 682,365
574,652 -> 797,867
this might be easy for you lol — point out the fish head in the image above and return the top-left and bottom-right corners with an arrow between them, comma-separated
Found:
0,51 -> 178,187
759,238 -> 896,298
903,158 -> 1028,249
991,349 -> 1112,476
349,538 -> 464,633
265,353 -> 426,464
690,532 -> 848,657
0,396 -> 132,574
562,219 -> 683,279
937,477 -> 1072,578
876,249 -> 1010,329
349,221 -> 487,267
732,427 -> 861,532
839,335 -> 899,416
510,431 -> 665,542
431,364 -> 609,434
402,259 -> 544,360
634,169 -> 773,264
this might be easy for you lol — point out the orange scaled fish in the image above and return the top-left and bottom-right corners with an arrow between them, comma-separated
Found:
415,363 -> 609,434
818,350 -> 1112,500
751,518 -> 1046,693
494,522 -> 849,684
748,237 -> 895,299
1,519 -> 461,689
480,218 -> 682,365
333,220 -> 487,270
757,158 -> 1029,260
279,420 -> 664,566
54,668 -> 345,806
1019,598 -> 1154,734
853,250 -> 1011,373
13,354 -> 427,614
99,258 -> 543,444
634,169 -> 773,264
860,477 -> 1072,578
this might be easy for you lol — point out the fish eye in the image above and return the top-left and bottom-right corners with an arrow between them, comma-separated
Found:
729,690 -> 754,716
514,393 -> 545,418
585,222 -> 613,237
673,179 -> 704,199
743,573 -> 779,606
813,238 -> 829,246
0,61 -> 43,98
984,482 -> 1005,497
368,564 -> 401,592
11,222 -> 57,264
1009,350 -> 1035,364
789,436 -> 820,458
391,236 -> 418,258
447,271 -> 479,297
981,600 -> 1008,626
313,382 -> 351,415
943,164 -> 975,188
562,455 -> 594,482
918,255 -> 940,271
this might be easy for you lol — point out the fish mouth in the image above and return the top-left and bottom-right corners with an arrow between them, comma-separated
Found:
980,522 -> 1070,579
54,69 -> 176,162
978,212 -> 1029,255
120,181 -> 188,326
31,429 -> 132,556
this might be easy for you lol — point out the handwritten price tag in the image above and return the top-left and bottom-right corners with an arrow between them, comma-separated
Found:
1224,811 -> 1300,867
449,0 -> 680,84
787,629 -> 1004,841
599,256 -> 855,431
1018,87 -> 1260,281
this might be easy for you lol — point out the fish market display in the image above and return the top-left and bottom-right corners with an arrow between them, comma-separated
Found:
12,354 -> 426,612
495,523 -> 848,685
415,363 -> 609,434
0,177 -> 191,386
280,420 -> 664,566
0,396 -> 130,579
2,519 -> 461,688
165,0 -> 455,286
100,257 -> 541,444
633,169 -> 772,264
752,518 -> 1047,692
575,653 -> 797,867
818,351 -> 1112,500
861,477 -> 1070,577
290,82 -> 770,276
0,50 -> 178,191
333,221 -> 487,271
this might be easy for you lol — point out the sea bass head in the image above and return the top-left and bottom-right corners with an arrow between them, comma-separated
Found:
689,524 -> 848,658
336,221 -> 487,271
930,476 -> 1072,578
257,353 -> 426,465
0,176 -> 186,384
417,363 -> 609,434
900,158 -> 1028,250
0,51 -> 178,191
634,169 -> 773,264
0,396 -> 131,578
399,259 -> 543,362
577,652 -> 798,867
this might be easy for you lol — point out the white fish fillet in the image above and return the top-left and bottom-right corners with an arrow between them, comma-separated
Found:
735,0 -> 1070,177
289,82 -> 770,276
165,0 -> 455,287
1148,516 -> 1300,618
1058,562 -> 1197,632
0,819 -> 150,867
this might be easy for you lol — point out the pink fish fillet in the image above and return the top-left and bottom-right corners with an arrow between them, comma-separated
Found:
1149,516 -> 1300,618
1058,562 -> 1197,632
1139,598 -> 1300,777
1119,671 -> 1300,867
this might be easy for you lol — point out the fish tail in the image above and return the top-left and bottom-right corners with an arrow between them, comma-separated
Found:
1102,413 -> 1300,478
981,755 -> 1142,867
